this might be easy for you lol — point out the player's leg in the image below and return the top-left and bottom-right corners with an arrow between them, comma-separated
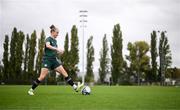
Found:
28,68 -> 49,95
55,65 -> 84,92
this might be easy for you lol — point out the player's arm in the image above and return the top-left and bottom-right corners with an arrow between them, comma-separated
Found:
46,42 -> 64,54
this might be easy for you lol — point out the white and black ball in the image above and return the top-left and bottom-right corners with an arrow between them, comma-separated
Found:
81,86 -> 91,95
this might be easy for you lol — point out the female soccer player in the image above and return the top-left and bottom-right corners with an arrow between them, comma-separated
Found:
28,25 -> 83,95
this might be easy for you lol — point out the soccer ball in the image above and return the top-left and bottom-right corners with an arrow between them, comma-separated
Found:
81,86 -> 91,95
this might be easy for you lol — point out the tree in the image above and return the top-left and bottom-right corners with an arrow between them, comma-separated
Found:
9,28 -> 18,79
171,67 -> 180,79
61,33 -> 70,72
159,31 -> 172,85
111,24 -> 123,84
69,25 -> 79,80
150,31 -> 158,83
126,41 -> 150,85
36,29 -> 45,75
6,28 -> 25,81
23,34 -> 30,79
15,31 -> 25,79
2,35 -> 9,81
85,36 -> 95,82
28,30 -> 37,79
0,62 -> 3,81
99,34 -> 109,83
61,33 -> 70,68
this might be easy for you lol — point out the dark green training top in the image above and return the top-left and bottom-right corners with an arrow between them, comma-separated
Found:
43,36 -> 58,59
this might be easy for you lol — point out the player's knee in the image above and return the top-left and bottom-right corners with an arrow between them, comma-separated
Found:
39,76 -> 45,81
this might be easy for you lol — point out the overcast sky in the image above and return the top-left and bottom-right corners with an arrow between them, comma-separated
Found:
0,0 -> 180,79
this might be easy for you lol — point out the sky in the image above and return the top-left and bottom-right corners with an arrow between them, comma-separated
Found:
0,0 -> 180,80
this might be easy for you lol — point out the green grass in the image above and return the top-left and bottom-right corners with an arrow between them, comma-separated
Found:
0,85 -> 180,110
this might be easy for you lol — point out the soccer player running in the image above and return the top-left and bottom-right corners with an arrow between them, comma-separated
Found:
28,25 -> 84,95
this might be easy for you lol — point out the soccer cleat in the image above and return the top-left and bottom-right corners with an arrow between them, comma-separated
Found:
28,88 -> 34,96
75,82 -> 84,92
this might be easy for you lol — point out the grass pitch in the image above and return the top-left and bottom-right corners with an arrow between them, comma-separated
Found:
0,85 -> 180,110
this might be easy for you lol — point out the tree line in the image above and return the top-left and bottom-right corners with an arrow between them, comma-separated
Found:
0,24 -> 180,85
0,25 -> 80,84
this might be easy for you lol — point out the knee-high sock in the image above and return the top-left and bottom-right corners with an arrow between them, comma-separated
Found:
32,79 -> 41,90
65,76 -> 75,86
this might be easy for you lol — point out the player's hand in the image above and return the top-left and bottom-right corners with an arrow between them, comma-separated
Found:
56,48 -> 64,55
